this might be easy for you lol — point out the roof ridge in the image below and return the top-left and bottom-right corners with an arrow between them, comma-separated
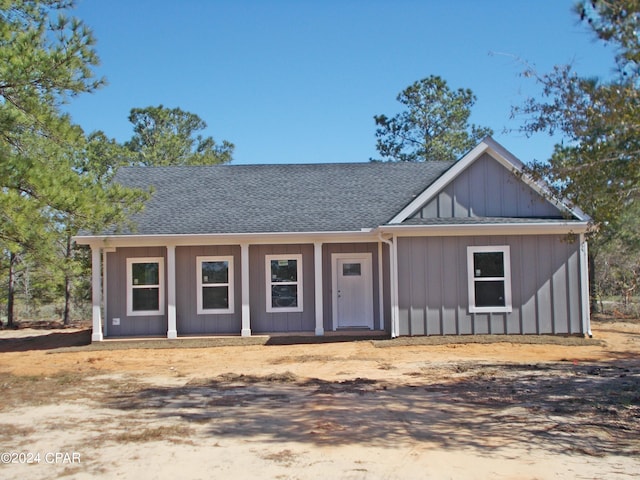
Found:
117,160 -> 456,170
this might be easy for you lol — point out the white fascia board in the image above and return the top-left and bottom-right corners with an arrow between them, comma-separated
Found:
379,221 -> 590,237
388,136 -> 591,224
72,230 -> 380,248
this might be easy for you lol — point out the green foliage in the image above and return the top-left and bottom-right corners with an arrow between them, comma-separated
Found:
0,0 -> 103,142
125,105 -> 234,166
373,76 -> 493,162
595,202 -> 640,303
518,67 -> 639,227
1,0 -> 103,250
0,1 -> 146,324
82,130 -> 135,182
513,0 -> 640,311
513,1 -> 640,230
575,0 -> 640,77
78,131 -> 147,233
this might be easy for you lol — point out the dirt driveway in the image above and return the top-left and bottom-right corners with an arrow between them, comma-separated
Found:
0,317 -> 638,479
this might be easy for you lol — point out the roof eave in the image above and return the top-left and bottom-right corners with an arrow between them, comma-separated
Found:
72,229 -> 379,248
379,220 -> 591,237
74,220 -> 592,248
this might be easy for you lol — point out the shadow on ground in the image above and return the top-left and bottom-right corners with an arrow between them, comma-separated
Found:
0,330 -> 92,352
26,331 -> 602,353
106,360 -> 640,457
266,334 -> 389,345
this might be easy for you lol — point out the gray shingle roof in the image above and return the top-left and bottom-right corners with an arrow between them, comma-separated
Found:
108,161 -> 455,235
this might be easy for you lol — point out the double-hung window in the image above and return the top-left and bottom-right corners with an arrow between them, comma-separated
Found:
266,254 -> 303,313
197,256 -> 234,314
127,257 -> 165,316
467,246 -> 512,313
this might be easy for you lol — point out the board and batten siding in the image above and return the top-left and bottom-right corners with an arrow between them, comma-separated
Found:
397,235 -> 584,336
412,153 -> 563,219
106,246 -> 167,337
249,244 -> 316,333
175,245 -> 241,335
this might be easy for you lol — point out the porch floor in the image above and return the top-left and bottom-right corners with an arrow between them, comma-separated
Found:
98,329 -> 390,346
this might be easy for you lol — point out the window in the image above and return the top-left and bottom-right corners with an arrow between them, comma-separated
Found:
467,246 -> 512,313
266,254 -> 303,313
127,257 -> 164,316
342,263 -> 362,276
197,256 -> 234,314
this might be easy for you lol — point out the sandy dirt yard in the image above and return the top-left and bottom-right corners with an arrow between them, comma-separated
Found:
0,317 -> 638,480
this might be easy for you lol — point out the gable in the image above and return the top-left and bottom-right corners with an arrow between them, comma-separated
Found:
388,137 -> 589,225
410,153 -> 565,220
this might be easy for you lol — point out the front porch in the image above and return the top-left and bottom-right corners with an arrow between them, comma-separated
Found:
90,329 -> 390,347
86,236 -> 394,341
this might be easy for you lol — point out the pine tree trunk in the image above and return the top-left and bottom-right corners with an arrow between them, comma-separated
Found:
63,276 -> 71,325
7,252 -> 16,328
63,235 -> 72,325
589,250 -> 598,314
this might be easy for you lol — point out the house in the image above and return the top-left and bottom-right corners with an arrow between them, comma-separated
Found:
74,137 -> 592,341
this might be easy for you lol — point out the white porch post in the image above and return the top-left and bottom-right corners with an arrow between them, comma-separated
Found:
166,245 -> 178,339
102,249 -> 109,338
240,243 -> 251,336
378,240 -> 384,331
390,234 -> 400,338
314,241 -> 324,336
579,234 -> 592,337
91,246 -> 103,342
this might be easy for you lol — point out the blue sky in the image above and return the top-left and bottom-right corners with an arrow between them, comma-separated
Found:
64,0 -> 616,165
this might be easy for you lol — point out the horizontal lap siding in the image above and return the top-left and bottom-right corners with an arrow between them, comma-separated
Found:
175,245 -> 241,335
397,235 -> 584,336
250,244 -> 315,333
106,247 -> 167,337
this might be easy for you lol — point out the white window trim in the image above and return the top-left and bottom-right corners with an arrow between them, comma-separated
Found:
126,257 -> 165,316
196,256 -> 234,315
265,254 -> 303,313
467,246 -> 512,313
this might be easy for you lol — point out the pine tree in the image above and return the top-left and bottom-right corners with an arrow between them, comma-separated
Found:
0,1 -> 142,325
125,105 -> 234,166
373,76 -> 493,162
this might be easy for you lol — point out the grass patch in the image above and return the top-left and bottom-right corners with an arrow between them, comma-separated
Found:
269,355 -> 332,365
187,372 -> 299,386
0,371 -> 88,409
112,425 -> 194,444
372,334 -> 602,348
0,423 -> 36,442
53,335 -> 270,353
260,449 -> 299,466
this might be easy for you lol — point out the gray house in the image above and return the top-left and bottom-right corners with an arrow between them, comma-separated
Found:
75,137 -> 592,341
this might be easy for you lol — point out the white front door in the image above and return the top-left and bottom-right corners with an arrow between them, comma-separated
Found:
332,253 -> 374,329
